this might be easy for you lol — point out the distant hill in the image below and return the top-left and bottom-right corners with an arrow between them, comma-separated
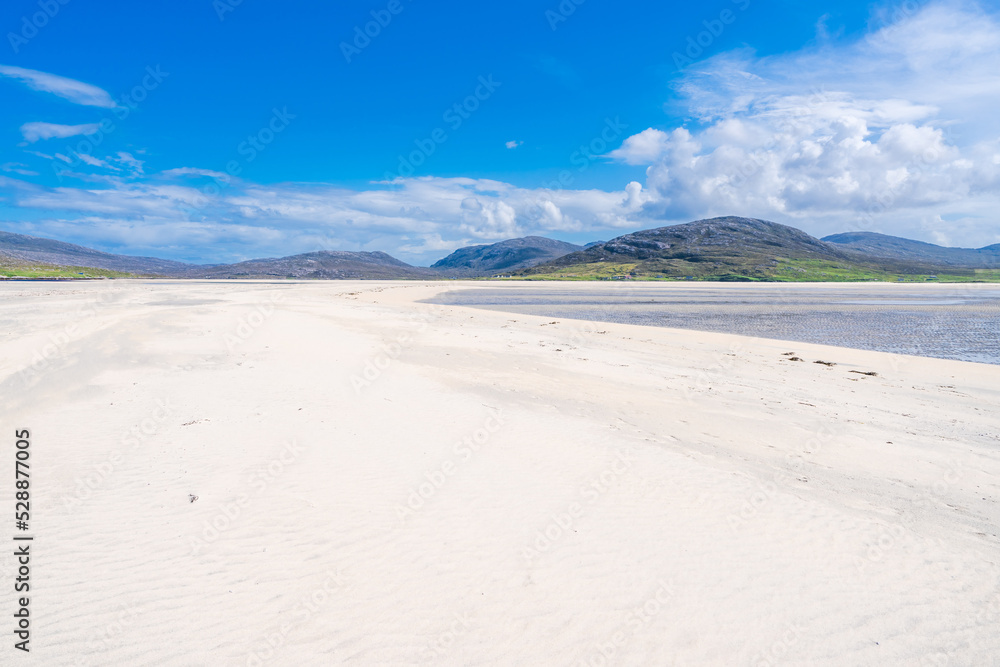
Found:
0,231 -> 436,279
521,216 -> 984,281
823,231 -> 1000,268
186,250 -> 438,280
4,222 -> 999,282
523,217 -> 846,279
431,236 -> 583,275
0,230 -> 198,275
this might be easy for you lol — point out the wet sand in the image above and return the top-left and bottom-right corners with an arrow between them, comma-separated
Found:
429,282 -> 1000,365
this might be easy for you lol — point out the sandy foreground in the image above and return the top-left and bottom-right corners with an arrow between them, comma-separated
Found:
1,279 -> 998,666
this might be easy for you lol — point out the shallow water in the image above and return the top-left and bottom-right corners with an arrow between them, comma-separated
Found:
428,284 -> 1000,365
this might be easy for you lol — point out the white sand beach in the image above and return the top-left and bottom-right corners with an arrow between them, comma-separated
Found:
2,279 -> 999,666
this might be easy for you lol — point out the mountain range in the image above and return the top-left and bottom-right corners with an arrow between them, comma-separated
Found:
821,231 -> 1000,268
189,251 -> 438,280
2,218 -> 998,281
522,217 -> 1000,280
0,230 -> 197,275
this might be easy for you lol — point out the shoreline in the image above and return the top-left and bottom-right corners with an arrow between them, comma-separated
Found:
5,275 -> 1000,282
424,280 -> 1000,366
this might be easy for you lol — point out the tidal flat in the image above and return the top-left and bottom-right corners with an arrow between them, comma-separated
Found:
429,282 -> 1000,365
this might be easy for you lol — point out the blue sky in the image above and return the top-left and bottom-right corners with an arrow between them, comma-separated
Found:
1,0 -> 999,265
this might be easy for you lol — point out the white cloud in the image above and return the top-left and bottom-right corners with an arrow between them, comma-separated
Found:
609,0 -> 1000,246
20,122 -> 101,143
161,167 -> 230,180
0,65 -> 116,108
3,173 -> 649,264
75,153 -> 112,169
607,128 -> 672,165
1,162 -> 38,176
505,140 -> 523,149
113,151 -> 144,174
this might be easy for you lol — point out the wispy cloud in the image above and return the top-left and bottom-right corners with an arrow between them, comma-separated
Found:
0,65 -> 116,108
505,140 -> 523,149
113,151 -> 144,174
2,173 -> 649,264
76,153 -> 112,169
1,162 -> 39,176
161,167 -> 230,180
20,122 -> 101,143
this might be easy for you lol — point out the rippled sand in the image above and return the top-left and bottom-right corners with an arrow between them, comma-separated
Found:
3,280 -> 998,665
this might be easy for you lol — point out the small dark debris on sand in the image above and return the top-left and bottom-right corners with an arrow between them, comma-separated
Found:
849,370 -> 879,377
781,352 -> 796,356
814,360 -> 836,366
189,495 -> 199,503
786,356 -> 804,362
